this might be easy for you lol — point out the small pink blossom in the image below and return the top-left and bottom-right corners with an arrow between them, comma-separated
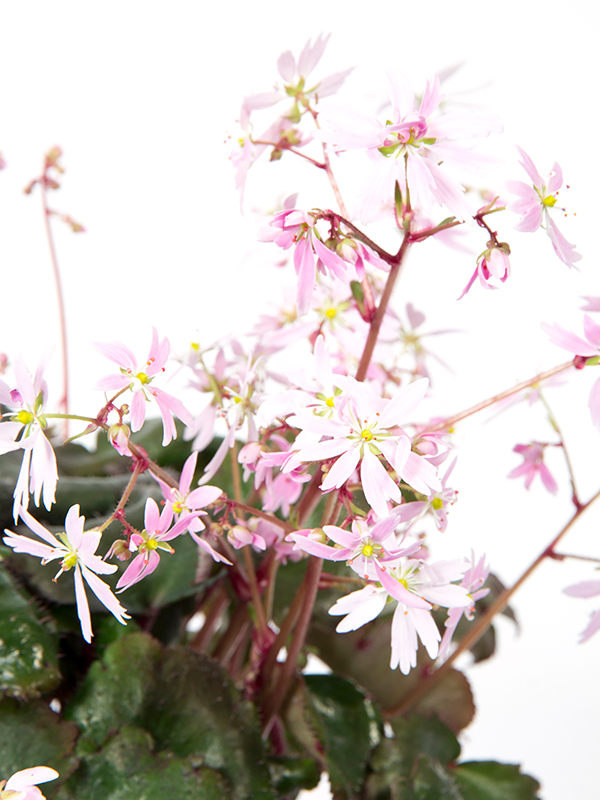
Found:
542,316 -> 600,430
1,766 -> 59,800
153,452 -> 229,564
3,506 -> 129,643
508,442 -> 558,494
564,578 -> 600,643
259,201 -> 352,316
506,146 -> 581,269
438,552 -> 490,660
93,328 -> 192,446
116,498 -> 207,591
459,245 -> 510,299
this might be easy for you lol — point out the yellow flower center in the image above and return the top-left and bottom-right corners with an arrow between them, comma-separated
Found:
542,195 -> 557,207
14,410 -> 35,425
62,553 -> 78,571
362,544 -> 374,558
136,372 -> 150,384
145,538 -> 159,551
361,430 -> 374,442
432,498 -> 443,510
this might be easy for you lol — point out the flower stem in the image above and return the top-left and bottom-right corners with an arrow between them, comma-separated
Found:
424,360 -> 576,433
39,179 -> 69,437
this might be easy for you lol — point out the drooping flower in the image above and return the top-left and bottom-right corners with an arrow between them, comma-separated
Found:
506,146 -> 581,269
259,200 -> 352,316
93,328 -> 192,445
563,577 -> 600,643
541,315 -> 600,430
0,349 -> 58,521
438,552 -> 490,660
458,244 -> 510,299
3,506 -> 129,643
508,442 -> 558,494
0,766 -> 59,800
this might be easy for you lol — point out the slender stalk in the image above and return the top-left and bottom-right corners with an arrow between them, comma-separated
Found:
537,389 -> 581,509
386,487 -> 600,718
356,232 -> 411,382
39,180 -> 69,436
424,360 -> 576,433
190,585 -> 228,652
97,459 -> 145,533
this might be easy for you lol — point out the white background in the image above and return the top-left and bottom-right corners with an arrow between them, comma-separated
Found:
1,2 -> 599,798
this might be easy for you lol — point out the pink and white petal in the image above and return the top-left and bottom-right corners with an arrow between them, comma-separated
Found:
539,463 -> 559,494
329,585 -> 387,632
583,315 -> 600,348
2,531 -> 56,560
400,452 -> 441,494
361,449 -> 402,519
74,565 -> 93,643
30,433 -> 58,512
563,580 -> 600,599
81,565 -> 130,624
546,217 -> 582,270
144,498 -> 162,534
321,445 -> 361,491
378,378 -> 429,428
292,436 -> 352,465
390,604 -> 418,674
294,236 -> 317,317
5,767 -> 59,791
287,532 -> 348,560
189,530 -> 232,564
19,507 -> 61,547
410,607 -> 440,659
516,146 -> 544,186
179,452 -> 199,495
92,340 -> 138,371
96,373 -> 133,393
187,485 -> 223,509
147,328 -> 170,374
375,562 -> 430,609
64,504 -> 84,549
541,321 -> 596,357
130,391 -> 147,432
579,609 -> 600,643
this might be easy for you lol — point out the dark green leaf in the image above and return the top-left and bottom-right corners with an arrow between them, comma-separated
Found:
454,761 -> 541,800
0,563 -> 60,698
55,726 -> 228,800
303,673 -> 380,798
0,698 -> 78,789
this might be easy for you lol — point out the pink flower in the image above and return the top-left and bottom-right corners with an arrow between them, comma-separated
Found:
508,442 -> 558,494
1,767 -> 59,800
564,578 -> 600,643
438,552 -> 490,660
3,506 -> 130,643
286,376 -> 440,519
0,349 -> 58,521
506,146 -> 581,269
318,73 -> 501,222
116,498 -> 207,591
153,452 -> 230,564
542,316 -> 600,430
458,245 -> 510,299
259,200 -> 351,316
328,556 -> 470,674
288,512 -> 421,578
93,328 -> 192,445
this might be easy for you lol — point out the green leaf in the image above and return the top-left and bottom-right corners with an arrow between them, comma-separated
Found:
142,645 -> 274,800
0,563 -> 60,699
453,761 -> 541,800
267,756 -> 320,797
0,698 -> 78,789
55,726 -> 228,800
365,715 -> 461,800
65,632 -> 162,748
302,674 -> 381,798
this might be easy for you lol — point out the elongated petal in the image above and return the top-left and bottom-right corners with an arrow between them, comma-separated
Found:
74,565 -> 93,643
81,565 -> 130,624
2,531 -> 56,560
321,445 -> 361,490
5,767 -> 59,791
92,340 -> 138,371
